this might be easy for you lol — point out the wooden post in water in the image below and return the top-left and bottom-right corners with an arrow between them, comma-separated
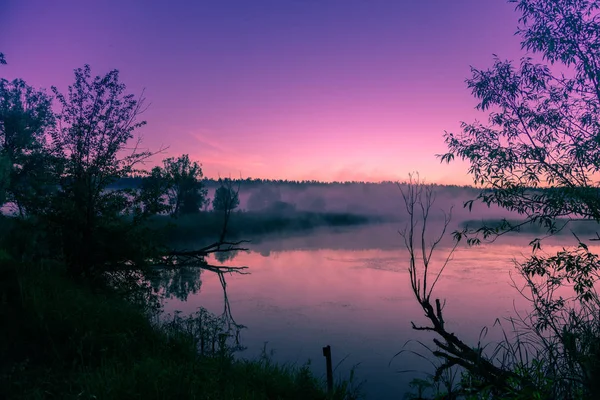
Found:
322,345 -> 333,394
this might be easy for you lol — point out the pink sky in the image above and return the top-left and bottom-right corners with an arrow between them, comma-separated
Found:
0,0 -> 525,184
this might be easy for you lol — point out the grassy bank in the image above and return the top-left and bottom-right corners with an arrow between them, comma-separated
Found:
0,258 -> 359,400
148,210 -> 381,242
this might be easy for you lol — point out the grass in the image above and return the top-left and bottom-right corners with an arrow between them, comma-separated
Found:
0,257 -> 360,400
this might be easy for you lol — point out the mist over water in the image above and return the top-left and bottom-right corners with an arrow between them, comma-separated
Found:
204,181 -> 521,222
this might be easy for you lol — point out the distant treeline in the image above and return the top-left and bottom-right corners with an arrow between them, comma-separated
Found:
111,176 -> 479,190
114,176 -> 594,192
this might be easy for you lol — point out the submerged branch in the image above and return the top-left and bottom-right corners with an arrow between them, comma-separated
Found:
401,174 -> 531,395
169,240 -> 251,257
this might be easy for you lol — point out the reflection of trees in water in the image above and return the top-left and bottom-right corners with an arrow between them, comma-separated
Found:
150,250 -> 248,350
154,266 -> 246,352
152,239 -> 249,301
214,249 -> 239,264
216,271 -> 245,347
152,198 -> 249,350
151,267 -> 203,301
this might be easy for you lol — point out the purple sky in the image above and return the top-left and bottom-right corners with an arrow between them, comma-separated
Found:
1,0 -> 524,184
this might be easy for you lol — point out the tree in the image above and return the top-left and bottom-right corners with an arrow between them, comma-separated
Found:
399,176 -> 538,399
441,0 -> 600,228
138,166 -> 172,215
0,78 -> 55,215
48,65 -> 155,276
0,154 -> 9,205
440,0 -> 600,285
431,0 -> 600,397
212,180 -> 240,212
160,154 -> 207,216
0,61 -> 248,311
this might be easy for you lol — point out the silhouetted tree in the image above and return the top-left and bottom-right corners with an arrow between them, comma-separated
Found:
138,166 -> 171,215
442,0 -> 600,228
48,65 -> 156,276
431,0 -> 600,397
212,180 -> 240,212
160,154 -> 207,216
440,0 -> 600,299
0,78 -> 55,215
0,61 -> 248,308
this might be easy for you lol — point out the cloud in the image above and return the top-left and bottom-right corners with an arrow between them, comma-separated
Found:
189,131 -> 228,155
294,163 -> 407,183
183,130 -> 267,178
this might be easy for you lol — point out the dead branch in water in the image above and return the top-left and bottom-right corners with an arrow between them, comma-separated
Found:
159,182 -> 249,273
400,174 -> 529,394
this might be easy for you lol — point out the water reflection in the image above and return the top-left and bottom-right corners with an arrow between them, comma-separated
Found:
215,249 -> 240,264
152,267 -> 203,301
163,224 -> 600,399
152,258 -> 247,346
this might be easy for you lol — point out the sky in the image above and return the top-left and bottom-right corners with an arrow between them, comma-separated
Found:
0,0 -> 525,184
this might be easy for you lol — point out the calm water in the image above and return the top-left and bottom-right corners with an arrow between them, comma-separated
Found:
163,223 -> 588,399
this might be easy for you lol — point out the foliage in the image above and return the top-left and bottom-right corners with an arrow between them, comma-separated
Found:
212,179 -> 240,212
116,175 -> 481,192
0,78 -> 55,215
0,63 -> 244,294
138,166 -> 173,215
158,154 -> 208,216
397,176 -> 518,398
0,53 -> 363,400
42,65 -> 159,277
441,0 -> 600,227
422,0 -> 600,398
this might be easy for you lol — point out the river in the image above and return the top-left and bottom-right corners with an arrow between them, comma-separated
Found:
163,223 -> 588,399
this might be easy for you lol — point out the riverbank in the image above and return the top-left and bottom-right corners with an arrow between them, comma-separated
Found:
0,255 -> 360,399
148,210 -> 385,243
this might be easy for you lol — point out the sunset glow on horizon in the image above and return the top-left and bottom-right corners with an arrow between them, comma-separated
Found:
1,0 -> 525,185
